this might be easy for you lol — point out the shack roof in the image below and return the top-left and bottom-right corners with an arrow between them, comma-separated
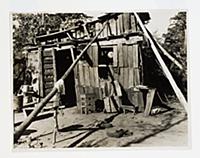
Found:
35,12 -> 150,43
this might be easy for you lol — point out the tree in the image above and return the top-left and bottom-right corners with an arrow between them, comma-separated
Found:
161,12 -> 187,98
13,13 -> 91,94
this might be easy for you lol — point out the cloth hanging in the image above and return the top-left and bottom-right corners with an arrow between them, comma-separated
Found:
55,79 -> 65,95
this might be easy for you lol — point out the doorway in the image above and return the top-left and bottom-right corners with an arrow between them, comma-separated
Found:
55,49 -> 76,107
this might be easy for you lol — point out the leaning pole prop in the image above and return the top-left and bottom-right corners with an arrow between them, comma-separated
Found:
134,13 -> 188,113
14,22 -> 108,142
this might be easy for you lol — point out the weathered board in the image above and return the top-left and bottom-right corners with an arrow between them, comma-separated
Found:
144,88 -> 156,116
42,48 -> 56,97
123,13 -> 131,33
119,68 -> 124,86
93,67 -> 99,87
130,14 -> 137,32
113,45 -> 118,67
84,64 -> 90,87
78,61 -> 84,86
118,14 -> 124,34
123,67 -> 129,89
128,67 -> 134,88
118,43 -> 123,67
92,45 -> 98,66
127,45 -> 133,67
89,67 -> 95,87
109,18 -> 117,36
123,45 -> 128,67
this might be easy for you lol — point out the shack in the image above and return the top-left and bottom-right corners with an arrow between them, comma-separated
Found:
23,12 -> 185,115
14,12 -> 188,142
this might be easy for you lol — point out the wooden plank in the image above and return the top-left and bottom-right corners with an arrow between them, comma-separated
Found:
43,64 -> 53,69
84,65 -> 90,87
135,12 -> 188,112
133,44 -> 139,68
137,91 -> 145,112
104,81 -> 110,97
128,68 -> 134,88
100,23 -> 104,38
94,87 -> 100,99
118,14 -> 124,34
103,22 -> 108,37
38,47 -> 44,98
118,43 -> 123,67
43,57 -> 53,61
113,46 -> 118,67
43,50 -> 53,57
104,97 -> 110,112
93,67 -> 99,87
123,45 -> 128,67
116,15 -> 120,35
109,18 -> 117,36
44,84 -> 54,89
92,45 -> 98,66
89,67 -> 94,87
43,60 -> 53,64
44,69 -> 54,75
78,62 -> 84,86
87,46 -> 93,62
74,64 -> 78,79
52,49 -> 57,83
130,14 -> 137,32
144,88 -> 156,116
123,67 -> 129,89
123,13 -> 131,33
138,46 -> 144,84
113,80 -> 122,96
134,68 -> 140,86
44,77 -> 54,82
95,22 -> 100,35
128,45 -> 133,67
109,97 -> 118,112
119,68 -> 124,86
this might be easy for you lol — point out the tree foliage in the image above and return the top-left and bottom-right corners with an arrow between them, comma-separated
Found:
13,13 -> 91,58
162,12 -> 187,97
13,13 -> 91,93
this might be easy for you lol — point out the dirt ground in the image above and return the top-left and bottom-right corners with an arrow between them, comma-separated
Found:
13,101 -> 188,148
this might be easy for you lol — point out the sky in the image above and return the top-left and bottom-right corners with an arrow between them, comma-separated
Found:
85,10 -> 180,37
147,10 -> 179,36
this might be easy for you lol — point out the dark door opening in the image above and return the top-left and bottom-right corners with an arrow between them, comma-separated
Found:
55,49 -> 76,107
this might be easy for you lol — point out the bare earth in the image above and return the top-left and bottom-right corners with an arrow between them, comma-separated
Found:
13,101 -> 188,148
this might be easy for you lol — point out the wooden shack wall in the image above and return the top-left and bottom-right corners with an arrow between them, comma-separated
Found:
28,13 -> 144,111
74,13 -> 144,111
76,13 -> 137,39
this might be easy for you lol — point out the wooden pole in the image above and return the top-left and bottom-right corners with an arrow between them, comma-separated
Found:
14,21 -> 108,142
134,13 -> 188,113
156,41 -> 183,70
146,28 -> 183,70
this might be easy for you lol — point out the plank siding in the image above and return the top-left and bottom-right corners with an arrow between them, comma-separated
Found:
123,45 -> 128,67
92,45 -> 98,66
130,14 -> 137,32
128,67 -> 134,88
78,62 -> 84,86
123,13 -> 131,33
118,43 -> 123,67
113,45 -> 118,67
128,45 -> 133,67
